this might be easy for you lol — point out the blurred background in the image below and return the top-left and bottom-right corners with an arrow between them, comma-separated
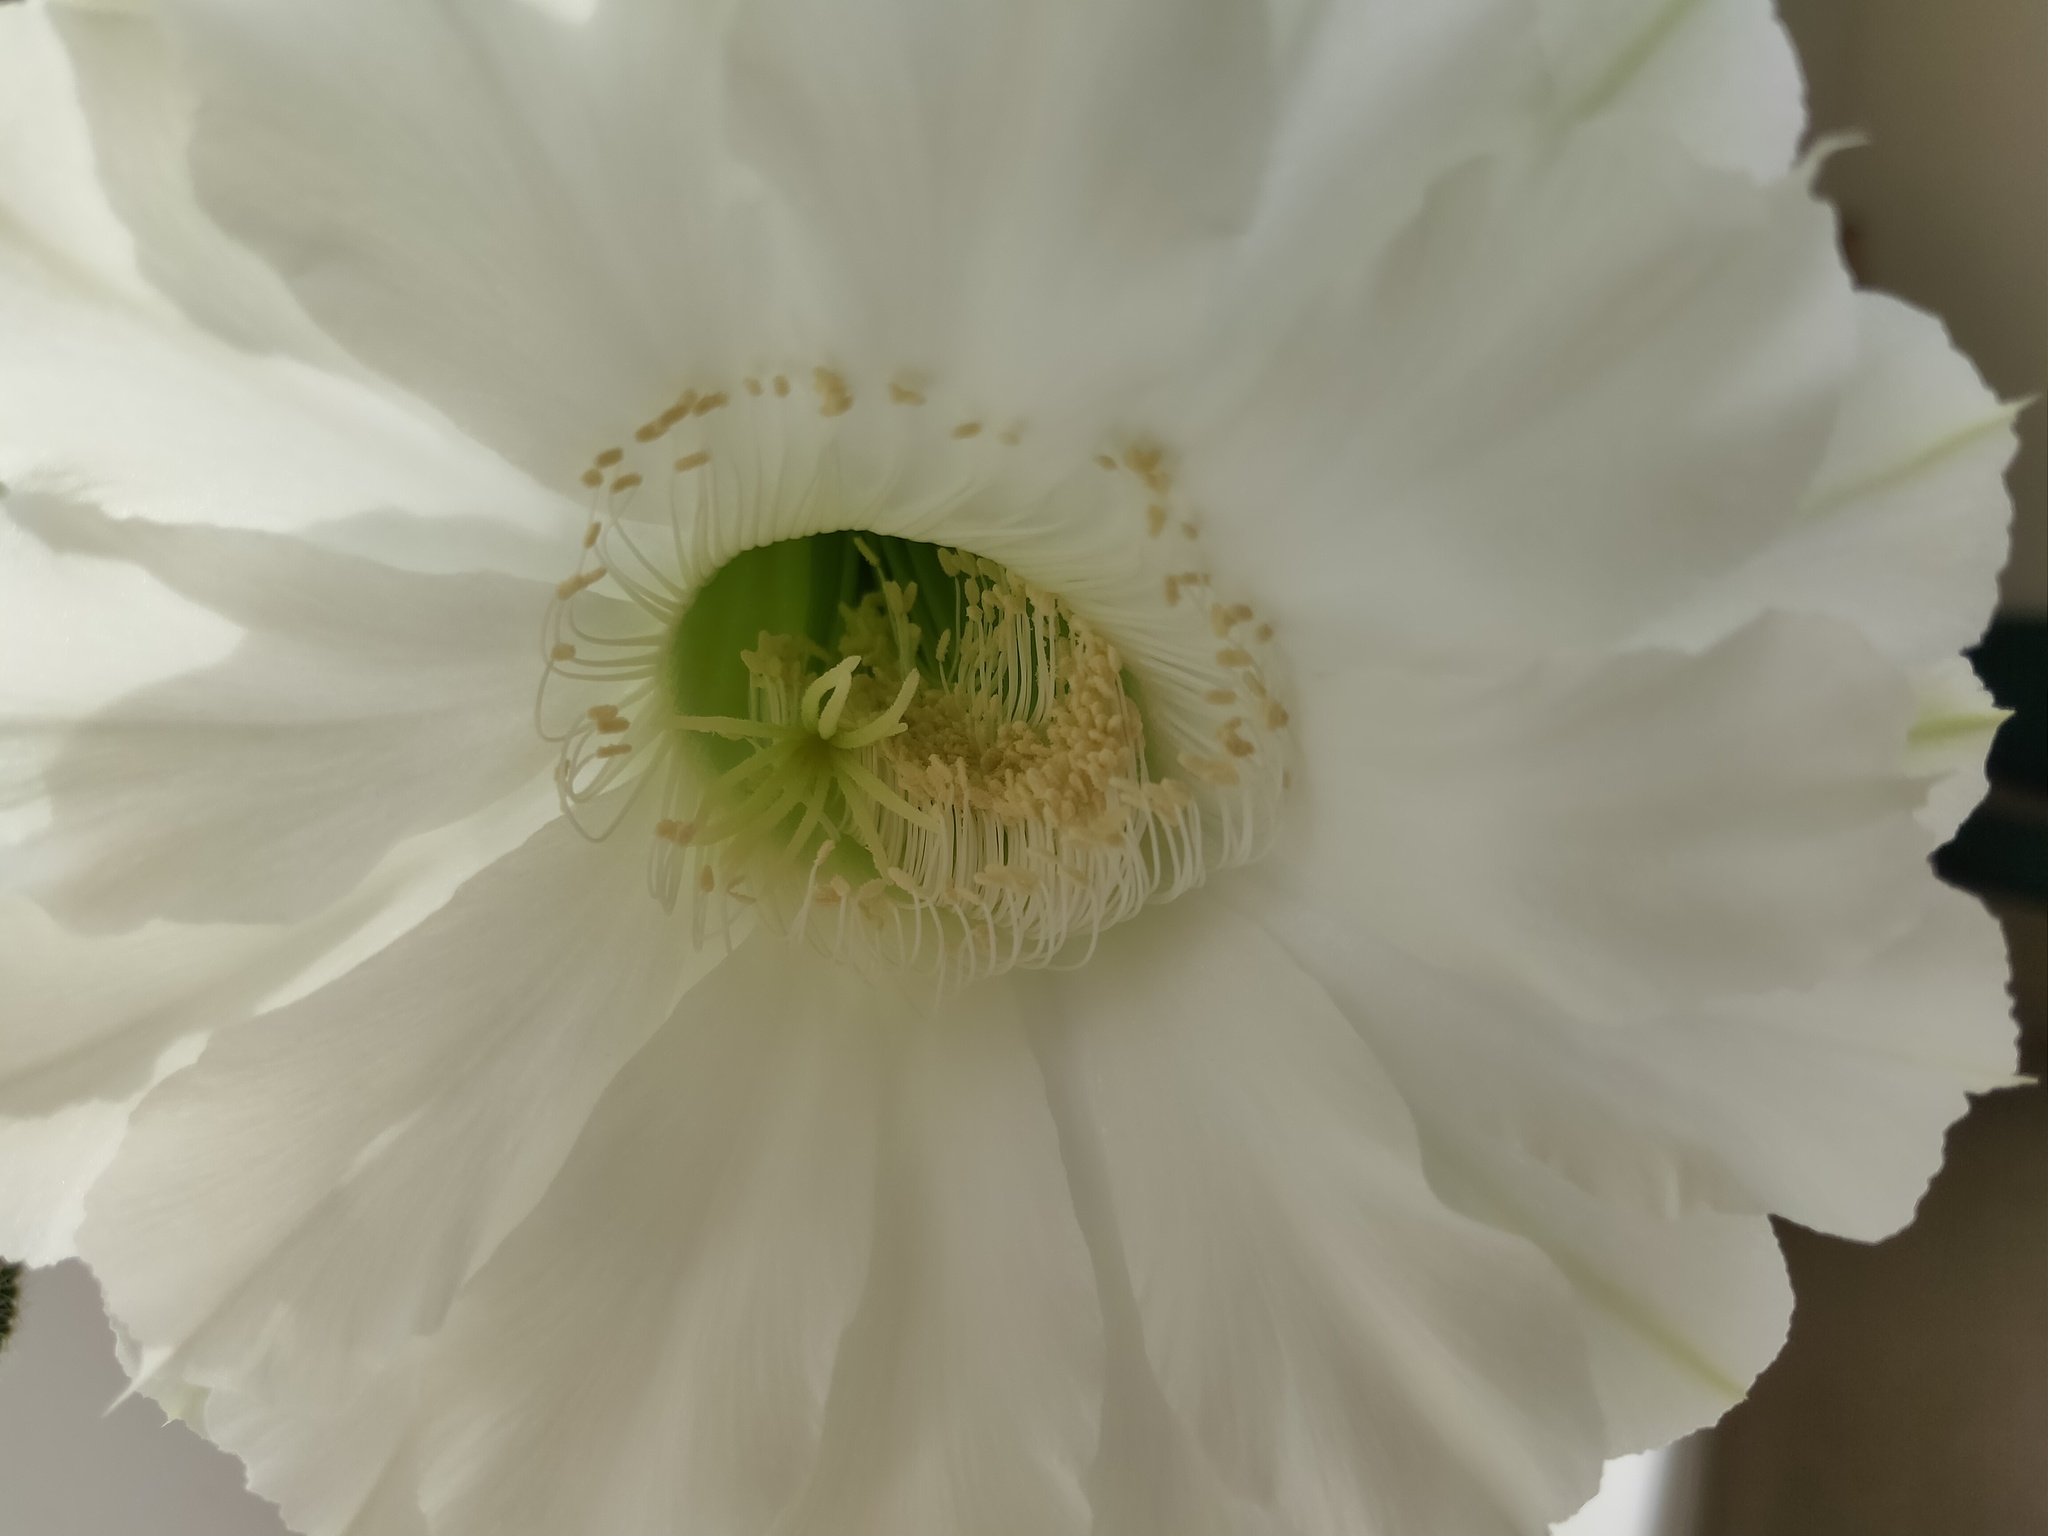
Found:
1,3 -> 2043,1534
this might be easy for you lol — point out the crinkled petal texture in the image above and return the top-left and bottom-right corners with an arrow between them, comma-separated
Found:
8,504 -> 558,931
0,0 -> 2019,1532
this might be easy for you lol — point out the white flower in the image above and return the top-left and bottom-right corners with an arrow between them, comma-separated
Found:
0,0 -> 2019,1533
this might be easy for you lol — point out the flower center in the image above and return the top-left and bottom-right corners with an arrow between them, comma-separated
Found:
538,365 -> 1291,984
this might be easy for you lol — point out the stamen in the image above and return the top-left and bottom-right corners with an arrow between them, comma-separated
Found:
539,371 -> 1291,986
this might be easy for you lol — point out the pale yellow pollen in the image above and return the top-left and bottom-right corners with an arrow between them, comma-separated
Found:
692,391 -> 729,415
1096,454 -> 1118,471
745,378 -> 764,396
1205,688 -> 1237,705
952,421 -> 982,439
1255,623 -> 1274,642
698,865 -> 717,893
551,642 -> 577,661
582,522 -> 602,549
1218,718 -> 1256,758
1217,646 -> 1253,668
1178,750 -> 1241,787
1164,575 -> 1182,606
1124,444 -> 1172,496
581,468 -> 604,488
594,448 -> 624,469
674,450 -> 711,472
1263,700 -> 1290,730
556,567 -> 607,600
1180,522 -> 1199,539
814,368 -> 854,417
613,472 -> 643,491
773,375 -> 791,396
595,742 -> 632,759
889,382 -> 927,405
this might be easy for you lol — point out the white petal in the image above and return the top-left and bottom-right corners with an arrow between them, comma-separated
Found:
1243,868 -> 2007,1451
1539,0 -> 1807,180
0,1096 -> 149,1267
0,771 -> 556,1267
1039,895 -> 1605,1536
727,0 -> 1273,408
1644,293 -> 2019,665
1196,0 -> 1546,381
0,243 -> 572,573
775,982 -> 1104,1536
1665,881 -> 2016,1241
1424,1131 -> 1792,1456
1177,125 -> 1855,654
0,497 -> 240,849
412,938 -> 886,1536
1277,613 -> 1928,1026
152,0 -> 767,487
198,1350 -> 428,1536
0,0 -> 153,304
78,811 -> 721,1407
1262,872 -> 2013,1244
0,897 -> 241,1264
1905,657 -> 2004,843
11,502 -> 556,929
47,0 -> 362,368
0,497 -> 239,720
